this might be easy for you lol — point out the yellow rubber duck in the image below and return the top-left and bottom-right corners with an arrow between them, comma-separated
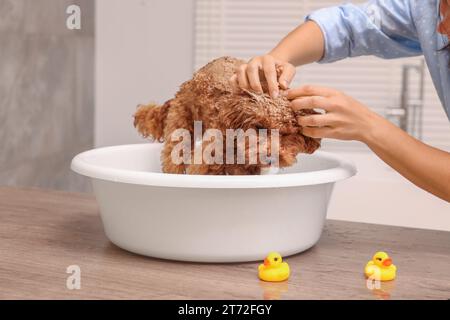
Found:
258,252 -> 290,282
364,251 -> 397,281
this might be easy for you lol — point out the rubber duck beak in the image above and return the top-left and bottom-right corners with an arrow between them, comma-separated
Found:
383,258 -> 392,266
264,258 -> 270,266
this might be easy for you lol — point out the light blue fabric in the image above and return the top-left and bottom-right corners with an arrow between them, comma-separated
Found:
306,0 -> 450,120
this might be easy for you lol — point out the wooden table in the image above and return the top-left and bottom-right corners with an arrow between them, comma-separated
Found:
0,186 -> 449,300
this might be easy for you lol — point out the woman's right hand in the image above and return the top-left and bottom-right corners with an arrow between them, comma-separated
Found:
229,54 -> 296,99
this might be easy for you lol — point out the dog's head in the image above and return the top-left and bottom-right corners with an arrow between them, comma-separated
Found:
218,89 -> 320,170
191,56 -> 321,170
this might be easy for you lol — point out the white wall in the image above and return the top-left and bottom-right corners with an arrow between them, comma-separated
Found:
95,0 -> 195,146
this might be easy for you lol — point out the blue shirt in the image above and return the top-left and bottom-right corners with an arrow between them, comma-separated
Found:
306,0 -> 450,120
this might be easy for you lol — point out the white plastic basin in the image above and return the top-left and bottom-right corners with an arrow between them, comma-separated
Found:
71,143 -> 356,262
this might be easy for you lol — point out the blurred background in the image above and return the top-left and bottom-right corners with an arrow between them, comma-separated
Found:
1,0 -> 449,230
0,0 -> 94,191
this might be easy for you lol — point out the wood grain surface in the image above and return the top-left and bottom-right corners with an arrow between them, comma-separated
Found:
0,186 -> 449,300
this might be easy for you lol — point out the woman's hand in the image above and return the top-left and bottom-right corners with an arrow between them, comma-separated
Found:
287,84 -> 450,202
229,21 -> 326,98
287,85 -> 383,143
229,54 -> 296,99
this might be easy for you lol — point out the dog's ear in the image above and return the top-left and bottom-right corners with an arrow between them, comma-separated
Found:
133,100 -> 171,141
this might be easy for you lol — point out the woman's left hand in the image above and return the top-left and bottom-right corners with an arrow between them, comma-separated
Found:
286,85 -> 383,143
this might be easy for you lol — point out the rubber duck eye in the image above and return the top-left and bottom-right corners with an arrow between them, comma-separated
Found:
274,257 -> 278,262
377,258 -> 382,261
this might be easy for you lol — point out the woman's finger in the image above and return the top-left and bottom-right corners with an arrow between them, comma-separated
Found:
286,85 -> 339,99
229,74 -> 238,89
262,55 -> 279,98
246,60 -> 264,93
291,96 -> 334,112
236,64 -> 250,90
297,114 -> 335,127
302,126 -> 335,139
278,63 -> 296,89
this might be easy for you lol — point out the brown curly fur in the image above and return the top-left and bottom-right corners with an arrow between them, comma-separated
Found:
134,56 -> 320,175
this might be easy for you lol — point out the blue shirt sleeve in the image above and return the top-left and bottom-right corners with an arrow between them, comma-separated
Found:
306,0 -> 423,63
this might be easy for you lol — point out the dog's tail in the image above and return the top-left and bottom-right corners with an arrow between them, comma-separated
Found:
133,100 -> 171,141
